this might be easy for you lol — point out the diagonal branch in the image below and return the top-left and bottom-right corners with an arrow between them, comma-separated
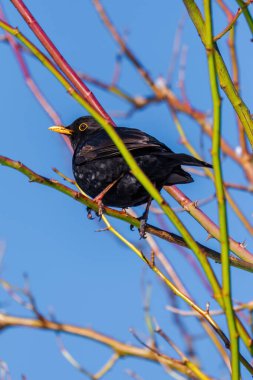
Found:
214,2 -> 253,41
166,186 -> 253,263
1,154 -> 252,272
92,0 -> 160,97
235,0 -> 253,33
10,0 -> 115,126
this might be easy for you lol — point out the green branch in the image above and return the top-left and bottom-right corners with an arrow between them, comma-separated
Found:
1,154 -> 253,276
204,1 -> 240,378
235,0 -> 253,34
3,154 -> 252,271
183,0 -> 253,148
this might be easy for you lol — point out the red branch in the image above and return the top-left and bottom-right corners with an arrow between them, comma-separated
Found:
10,0 -> 115,126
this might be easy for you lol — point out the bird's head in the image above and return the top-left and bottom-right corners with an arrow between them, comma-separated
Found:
49,116 -> 102,149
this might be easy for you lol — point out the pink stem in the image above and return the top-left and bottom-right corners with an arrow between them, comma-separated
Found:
0,6 -> 72,151
166,185 -> 253,263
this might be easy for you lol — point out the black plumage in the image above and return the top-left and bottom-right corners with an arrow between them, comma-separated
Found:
49,116 -> 212,222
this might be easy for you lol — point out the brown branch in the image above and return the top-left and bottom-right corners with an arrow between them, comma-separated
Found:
78,72 -> 159,110
92,0 -> 161,97
0,313 -> 202,379
187,168 -> 253,193
1,154 -> 253,272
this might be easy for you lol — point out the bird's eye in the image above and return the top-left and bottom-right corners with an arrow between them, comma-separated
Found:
79,123 -> 88,132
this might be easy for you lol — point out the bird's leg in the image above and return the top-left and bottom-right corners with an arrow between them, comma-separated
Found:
138,196 -> 152,238
130,196 -> 153,237
93,174 -> 124,219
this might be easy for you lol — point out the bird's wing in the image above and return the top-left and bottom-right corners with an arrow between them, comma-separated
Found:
74,127 -> 173,164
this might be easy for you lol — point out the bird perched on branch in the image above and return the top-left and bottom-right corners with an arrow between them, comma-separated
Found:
49,116 -> 212,236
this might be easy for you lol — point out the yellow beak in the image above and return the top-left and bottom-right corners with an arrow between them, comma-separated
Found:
48,125 -> 73,135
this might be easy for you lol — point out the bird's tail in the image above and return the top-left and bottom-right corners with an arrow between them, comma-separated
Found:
172,154 -> 212,168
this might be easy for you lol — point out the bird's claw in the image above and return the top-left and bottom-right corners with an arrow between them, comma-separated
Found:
87,201 -> 105,221
139,219 -> 147,239
95,200 -> 105,221
86,207 -> 95,220
130,224 -> 135,231
130,218 -> 147,238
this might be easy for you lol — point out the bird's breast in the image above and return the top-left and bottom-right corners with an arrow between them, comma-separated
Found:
73,157 -> 128,198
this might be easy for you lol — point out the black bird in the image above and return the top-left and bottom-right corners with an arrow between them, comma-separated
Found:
49,116 -> 212,235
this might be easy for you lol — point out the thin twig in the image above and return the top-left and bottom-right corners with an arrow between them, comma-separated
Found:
167,14 -> 187,85
57,335 -> 95,379
139,218 -> 230,370
93,353 -> 119,379
166,301 -> 253,317
92,0 -> 161,97
155,322 -> 212,380
235,0 -> 253,34
214,2 -> 253,41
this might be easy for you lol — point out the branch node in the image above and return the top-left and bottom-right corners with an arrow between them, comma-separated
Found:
74,192 -> 81,200
239,240 -> 247,249
205,234 -> 213,241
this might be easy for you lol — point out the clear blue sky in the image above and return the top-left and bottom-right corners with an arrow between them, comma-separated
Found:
0,1 -> 252,379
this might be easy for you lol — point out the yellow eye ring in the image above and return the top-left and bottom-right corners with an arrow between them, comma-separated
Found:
79,123 -> 88,132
